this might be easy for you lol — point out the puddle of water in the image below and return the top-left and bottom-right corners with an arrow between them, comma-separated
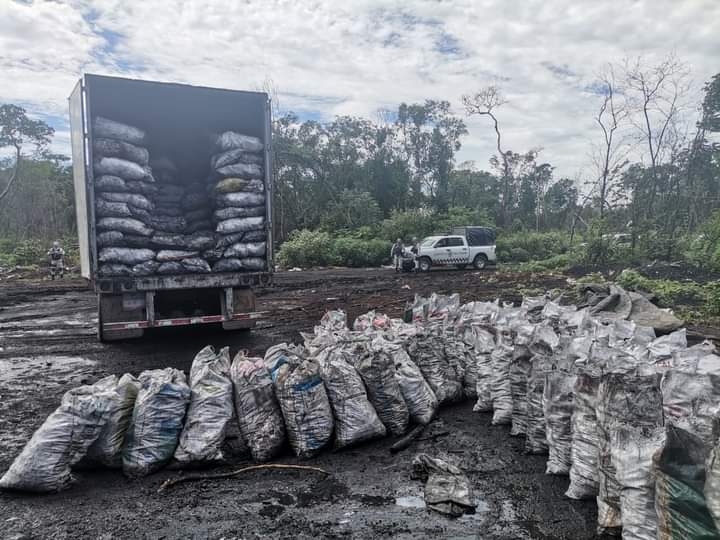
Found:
395,495 -> 426,509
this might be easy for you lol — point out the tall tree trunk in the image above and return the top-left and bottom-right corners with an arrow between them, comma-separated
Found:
0,146 -> 21,203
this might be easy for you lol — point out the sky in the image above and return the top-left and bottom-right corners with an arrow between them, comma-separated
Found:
1,0 -> 719,179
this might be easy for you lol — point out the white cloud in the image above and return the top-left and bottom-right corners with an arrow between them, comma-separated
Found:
1,0 -> 719,179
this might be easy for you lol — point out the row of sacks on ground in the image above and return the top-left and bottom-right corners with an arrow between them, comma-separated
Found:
2,292 -> 720,537
91,116 -> 267,276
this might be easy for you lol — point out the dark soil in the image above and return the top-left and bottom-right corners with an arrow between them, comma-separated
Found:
0,268 -> 595,539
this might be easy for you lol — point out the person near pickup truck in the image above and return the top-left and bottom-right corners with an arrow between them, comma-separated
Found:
391,239 -> 404,272
410,237 -> 419,272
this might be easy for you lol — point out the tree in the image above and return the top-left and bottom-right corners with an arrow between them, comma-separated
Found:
591,65 -> 630,218
462,86 -> 512,224
0,104 -> 54,203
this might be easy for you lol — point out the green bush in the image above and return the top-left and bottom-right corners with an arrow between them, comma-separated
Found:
496,231 -> 570,262
277,229 -> 391,268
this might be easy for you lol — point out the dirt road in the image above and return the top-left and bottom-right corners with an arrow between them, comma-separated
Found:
0,268 -> 595,539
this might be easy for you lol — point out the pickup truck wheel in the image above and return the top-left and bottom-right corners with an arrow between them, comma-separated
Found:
473,254 -> 488,270
418,257 -> 432,272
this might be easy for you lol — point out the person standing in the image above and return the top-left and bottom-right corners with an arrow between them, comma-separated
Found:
410,237 -> 419,272
47,241 -> 65,279
390,238 -> 404,273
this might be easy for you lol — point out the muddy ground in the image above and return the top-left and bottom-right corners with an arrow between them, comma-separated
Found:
0,267 -> 598,539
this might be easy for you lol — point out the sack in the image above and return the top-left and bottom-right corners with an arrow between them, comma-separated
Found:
316,343 -> 387,448
543,370 -> 576,474
490,340 -> 514,425
216,163 -> 263,180
174,347 -> 234,464
443,331 -> 468,398
93,117 -> 145,145
216,192 -> 265,208
96,199 -> 131,219
157,261 -> 185,275
223,242 -> 266,259
97,232 -> 151,249
0,377 -> 116,492
216,216 -> 265,235
152,216 -> 187,234
181,258 -> 211,273
185,208 -> 210,223
411,453 -> 476,517
264,344 -> 334,458
566,368 -> 601,499
125,180 -> 158,196
525,354 -> 552,454
216,132 -> 264,152
85,374 -> 141,468
214,205 -> 265,221
211,148 -> 264,170
391,342 -> 438,425
509,347 -> 532,436
132,260 -> 159,276
215,177 -> 264,193
186,220 -> 212,235
229,352 -> 286,461
706,438 -> 720,533
99,247 -> 155,265
98,263 -> 132,276
94,157 -> 152,182
122,368 -> 190,476
610,425 -> 665,540
99,192 -> 154,211
94,137 -> 149,166
470,325 -> 495,412
655,425 -> 719,539
96,217 -> 153,237
95,175 -> 127,192
412,326 -> 463,404
157,250 -> 199,262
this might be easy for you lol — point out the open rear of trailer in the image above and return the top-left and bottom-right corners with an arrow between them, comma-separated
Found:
68,74 -> 273,341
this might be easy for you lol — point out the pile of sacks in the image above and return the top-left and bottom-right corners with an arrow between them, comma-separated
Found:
94,119 -> 266,277
208,132 -> 267,273
5,288 -> 720,540
93,117 -> 159,276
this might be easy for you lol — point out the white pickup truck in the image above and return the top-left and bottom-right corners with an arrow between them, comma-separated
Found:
416,234 -> 496,271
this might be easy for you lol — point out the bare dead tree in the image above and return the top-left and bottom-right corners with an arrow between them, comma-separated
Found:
623,54 -> 691,214
462,86 -> 512,224
591,64 -> 631,219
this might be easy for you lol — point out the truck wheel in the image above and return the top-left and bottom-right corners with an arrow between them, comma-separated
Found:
418,257 -> 432,272
473,254 -> 488,270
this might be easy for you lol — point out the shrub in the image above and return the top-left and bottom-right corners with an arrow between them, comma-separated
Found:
496,231 -> 571,262
380,209 -> 435,242
277,230 -> 391,268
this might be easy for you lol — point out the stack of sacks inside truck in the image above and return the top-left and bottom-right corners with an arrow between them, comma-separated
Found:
208,132 -> 267,273
93,120 -> 264,277
93,116 -> 159,277
5,287 -> 720,540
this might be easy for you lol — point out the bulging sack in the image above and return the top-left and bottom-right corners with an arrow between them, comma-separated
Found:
412,326 -> 463,404
96,217 -> 153,237
0,377 -> 117,492
85,374 -> 141,468
390,342 -> 438,425
93,117 -> 146,146
122,368 -> 190,477
94,157 -> 152,182
156,249 -> 199,262
95,175 -> 128,192
490,340 -> 514,425
214,205 -> 265,221
181,258 -> 211,273
316,343 -> 387,449
215,177 -> 264,194
230,352 -> 286,462
264,344 -> 334,458
93,137 -> 149,166
351,338 -> 409,436
98,247 -> 155,266
543,370 -> 576,474
216,163 -> 263,180
216,132 -> 264,153
216,192 -> 265,208
211,148 -> 264,170
99,192 -> 154,211
174,347 -> 234,465
216,216 -> 265,235
223,242 -> 266,259
96,199 -> 131,219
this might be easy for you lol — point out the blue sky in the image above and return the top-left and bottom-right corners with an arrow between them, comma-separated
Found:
1,0 -> 719,178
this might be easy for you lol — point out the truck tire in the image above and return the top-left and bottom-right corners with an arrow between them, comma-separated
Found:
418,257 -> 432,272
473,254 -> 488,270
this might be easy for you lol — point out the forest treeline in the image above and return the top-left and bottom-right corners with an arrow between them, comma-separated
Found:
1,55 -> 719,270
